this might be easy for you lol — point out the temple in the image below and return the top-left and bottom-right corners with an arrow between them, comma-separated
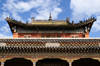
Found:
5,14 -> 96,38
0,14 -> 100,66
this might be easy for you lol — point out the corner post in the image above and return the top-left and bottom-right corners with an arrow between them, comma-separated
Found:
67,58 -> 74,66
1,58 -> 5,66
33,62 -> 36,66
1,62 -> 4,66
69,62 -> 72,66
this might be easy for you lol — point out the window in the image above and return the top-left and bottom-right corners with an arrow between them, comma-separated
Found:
75,35 -> 78,38
52,36 -> 56,38
41,36 -> 45,38
24,36 -> 27,38
28,36 -> 31,38
71,35 -> 78,38
24,35 -> 31,38
57,35 -> 61,37
41,35 -> 61,38
46,35 -> 50,38
71,36 -> 74,38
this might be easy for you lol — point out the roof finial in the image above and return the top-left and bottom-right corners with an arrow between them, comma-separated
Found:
49,13 -> 52,21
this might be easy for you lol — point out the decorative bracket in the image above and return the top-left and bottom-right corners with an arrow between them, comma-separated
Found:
12,26 -> 16,32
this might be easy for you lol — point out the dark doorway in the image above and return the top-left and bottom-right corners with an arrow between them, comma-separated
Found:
4,58 -> 33,66
72,58 -> 100,66
36,58 -> 69,66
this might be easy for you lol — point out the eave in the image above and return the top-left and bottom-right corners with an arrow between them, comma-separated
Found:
5,17 -> 96,33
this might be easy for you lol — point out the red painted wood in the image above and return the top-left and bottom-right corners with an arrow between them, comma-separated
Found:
18,33 -> 84,38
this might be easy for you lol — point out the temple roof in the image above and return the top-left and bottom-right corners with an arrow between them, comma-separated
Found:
5,17 -> 96,34
5,17 -> 96,27
0,38 -> 100,55
0,38 -> 100,43
32,21 -> 67,25
0,46 -> 100,54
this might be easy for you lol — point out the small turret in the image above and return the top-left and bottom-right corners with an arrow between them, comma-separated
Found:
66,17 -> 70,24
49,13 -> 52,21
31,17 -> 35,22
26,21 -> 28,24
72,21 -> 74,25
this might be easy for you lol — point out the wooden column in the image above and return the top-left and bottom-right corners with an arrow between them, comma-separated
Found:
63,29 -> 65,38
26,58 -> 40,66
37,28 -> 40,38
0,58 -> 12,66
67,59 -> 73,66
69,62 -> 72,66
33,62 -> 36,66
1,58 -> 4,66
61,58 -> 80,66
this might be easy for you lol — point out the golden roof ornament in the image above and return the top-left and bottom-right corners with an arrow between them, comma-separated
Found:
49,13 -> 52,21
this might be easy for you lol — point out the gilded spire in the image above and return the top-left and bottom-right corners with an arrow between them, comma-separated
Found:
49,13 -> 52,21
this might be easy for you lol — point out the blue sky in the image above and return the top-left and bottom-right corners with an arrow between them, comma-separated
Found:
0,0 -> 100,38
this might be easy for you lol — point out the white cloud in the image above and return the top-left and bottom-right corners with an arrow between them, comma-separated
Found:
11,12 -> 22,21
92,16 -> 100,32
0,24 -> 10,34
0,33 -> 12,38
2,0 -> 33,12
70,0 -> 100,32
2,0 -> 62,21
70,0 -> 100,21
0,24 -> 12,38
2,0 -> 59,13
51,8 -> 62,19
31,0 -> 62,20
28,18 -> 31,22
34,7 -> 62,20
0,12 -> 9,21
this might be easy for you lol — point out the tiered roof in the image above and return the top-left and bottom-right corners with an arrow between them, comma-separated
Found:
5,17 -> 96,27
0,38 -> 100,55
0,38 -> 100,43
0,46 -> 100,54
5,17 -> 96,33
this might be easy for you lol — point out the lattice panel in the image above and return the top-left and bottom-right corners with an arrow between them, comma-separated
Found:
60,43 -> 99,47
6,43 -> 45,46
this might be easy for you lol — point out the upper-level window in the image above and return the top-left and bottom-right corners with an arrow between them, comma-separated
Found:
41,36 -> 45,38
24,35 -> 31,38
57,35 -> 61,37
41,35 -> 61,38
75,35 -> 78,38
46,35 -> 50,38
52,36 -> 56,38
71,35 -> 78,38
71,36 -> 74,38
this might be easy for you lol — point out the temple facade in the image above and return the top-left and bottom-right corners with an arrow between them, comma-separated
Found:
6,14 -> 97,38
0,15 -> 100,66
